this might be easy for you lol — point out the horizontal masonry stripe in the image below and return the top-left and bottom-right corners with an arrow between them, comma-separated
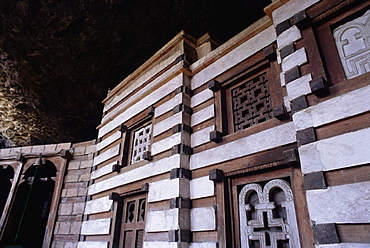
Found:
272,0 -> 321,25
96,131 -> 121,151
191,207 -> 216,231
191,26 -> 276,90
103,51 -> 182,112
148,178 -> 190,202
191,104 -> 214,127
153,112 -> 183,137
293,84 -> 370,131
286,73 -> 312,101
154,93 -> 182,118
88,154 -> 181,195
146,209 -> 181,232
93,143 -> 120,167
152,133 -> 181,155
191,89 -> 213,108
315,244 -> 370,248
80,218 -> 111,235
190,176 -> 214,200
190,122 -> 296,170
143,242 -> 183,248
190,243 -> 218,248
78,242 -> 108,248
98,73 -> 183,138
299,127 -> 370,174
91,161 -> 117,180
191,125 -> 215,148
84,196 -> 112,215
306,181 -> 370,224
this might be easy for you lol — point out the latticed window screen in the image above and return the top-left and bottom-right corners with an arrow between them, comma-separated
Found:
231,72 -> 272,132
131,123 -> 152,164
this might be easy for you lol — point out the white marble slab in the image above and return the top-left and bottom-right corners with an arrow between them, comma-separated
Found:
96,131 -> 121,152
155,93 -> 183,118
93,143 -> 120,167
277,26 -> 301,49
190,207 -> 216,231
306,182 -> 370,224
84,196 -> 113,215
282,47 -> 307,72
153,112 -> 183,137
299,127 -> 370,174
148,178 -> 190,202
190,122 -> 296,170
191,125 -> 215,148
286,73 -> 312,101
273,0 -> 321,25
80,218 -> 111,235
191,104 -> 214,127
152,133 -> 182,155
78,242 -> 108,248
190,176 -> 214,200
191,89 -> 213,108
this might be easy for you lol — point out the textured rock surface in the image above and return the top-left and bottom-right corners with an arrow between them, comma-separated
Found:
0,0 -> 269,146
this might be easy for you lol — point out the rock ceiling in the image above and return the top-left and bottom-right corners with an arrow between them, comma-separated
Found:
0,0 -> 270,147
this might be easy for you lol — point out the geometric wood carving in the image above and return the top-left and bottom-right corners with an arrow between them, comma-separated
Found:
239,179 -> 301,248
131,123 -> 152,164
333,10 -> 370,79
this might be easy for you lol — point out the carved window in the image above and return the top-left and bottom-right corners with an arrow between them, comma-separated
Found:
209,45 -> 286,139
118,194 -> 147,248
130,123 -> 152,164
333,9 -> 370,79
227,71 -> 272,132
238,179 -> 300,248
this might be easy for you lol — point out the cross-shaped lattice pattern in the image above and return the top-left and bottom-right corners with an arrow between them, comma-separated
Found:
239,179 -> 301,248
231,72 -> 272,131
131,123 -> 152,164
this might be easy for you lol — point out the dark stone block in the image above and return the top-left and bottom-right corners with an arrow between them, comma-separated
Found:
280,43 -> 295,60
173,104 -> 192,115
147,106 -> 155,116
119,124 -> 128,132
60,149 -> 73,159
143,151 -> 152,161
170,197 -> 191,209
283,148 -> 299,164
175,54 -> 186,63
109,192 -> 120,201
170,168 -> 191,180
172,124 -> 192,134
209,169 -> 224,182
276,20 -> 291,36
313,223 -> 340,244
171,144 -> 192,155
294,10 -> 311,30
210,130 -> 223,142
208,79 -> 221,92
112,164 -> 121,173
141,182 -> 149,191
291,95 -> 308,113
304,171 -> 327,190
273,104 -> 289,121
297,127 -> 316,146
285,66 -> 301,84
175,86 -> 193,97
310,76 -> 331,97
168,229 -> 191,242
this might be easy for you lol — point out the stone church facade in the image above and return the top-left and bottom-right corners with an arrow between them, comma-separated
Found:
1,0 -> 370,247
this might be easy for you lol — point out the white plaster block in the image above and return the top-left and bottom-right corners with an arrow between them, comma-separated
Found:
78,242 -> 108,248
155,93 -> 183,118
91,161 -> 116,180
89,154 -> 181,195
99,72 -> 183,137
191,89 -> 213,108
286,74 -> 312,101
191,125 -> 215,148
280,71 -> 286,86
153,112 -> 183,137
152,133 -> 181,155
191,104 -> 214,127
93,143 -> 120,166
144,242 -> 189,248
190,176 -> 214,200
282,48 -> 307,72
284,96 -> 291,112
191,26 -> 276,90
316,244 -> 370,248
190,243 -> 218,248
190,122 -> 296,170
273,0 -> 321,25
277,26 -> 301,49
299,127 -> 370,174
306,182 -> 370,224
84,196 -> 112,215
146,209 -> 179,232
148,178 -> 190,202
190,207 -> 216,231
293,84 -> 370,131
96,131 -> 121,152
80,218 -> 111,235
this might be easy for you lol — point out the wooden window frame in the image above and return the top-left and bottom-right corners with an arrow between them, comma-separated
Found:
210,44 -> 288,140
120,106 -> 154,168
